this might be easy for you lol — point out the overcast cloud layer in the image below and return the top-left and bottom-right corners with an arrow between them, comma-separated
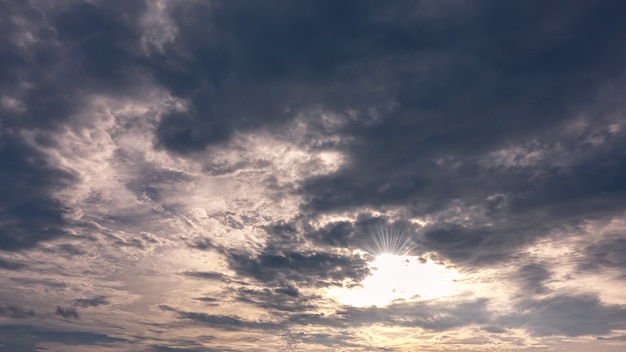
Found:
1,1 -> 626,351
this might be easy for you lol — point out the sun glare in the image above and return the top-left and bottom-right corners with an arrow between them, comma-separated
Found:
360,224 -> 416,257
330,253 -> 461,307
327,225 -> 462,307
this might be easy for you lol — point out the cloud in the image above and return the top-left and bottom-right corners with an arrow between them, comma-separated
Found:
274,286 -> 300,297
342,299 -> 491,331
55,306 -> 80,319
233,286 -> 314,313
0,304 -> 80,320
481,325 -> 507,334
502,294 -> 626,337
287,331 -> 391,351
277,298 -> 492,335
181,271 -> 229,282
598,335 -> 626,341
160,297 -> 490,337
227,249 -> 370,287
0,305 -> 36,319
2,0 -> 626,350
0,0 -> 152,251
72,296 -> 109,308
11,277 -> 67,289
151,346 -> 212,352
0,137 -> 75,251
580,235 -> 626,272
516,263 -> 552,295
0,258 -> 26,271
0,324 -> 128,352
303,214 -> 417,255
159,305 -> 281,332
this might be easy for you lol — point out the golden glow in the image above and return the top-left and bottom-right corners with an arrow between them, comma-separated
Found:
329,253 -> 461,307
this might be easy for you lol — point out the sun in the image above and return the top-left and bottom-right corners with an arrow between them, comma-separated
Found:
328,225 -> 461,307
330,253 -> 460,307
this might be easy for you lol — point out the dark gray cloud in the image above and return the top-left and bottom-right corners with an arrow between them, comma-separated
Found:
0,305 -> 36,319
51,1 -> 147,92
181,271 -> 229,282
176,312 -> 279,331
305,139 -> 626,265
297,0 -> 626,191
287,332 -> 392,351
279,298 -> 491,332
124,165 -> 192,204
195,297 -> 219,304
152,0 -> 394,152
418,226 -> 501,263
10,277 -> 67,289
54,243 -> 86,256
188,238 -> 215,251
0,0 -> 148,251
306,220 -> 356,248
289,1 -> 626,264
0,258 -> 26,271
481,325 -> 507,334
3,0 -> 624,259
151,346 -> 213,352
227,249 -> 370,287
507,146 -> 626,218
2,0 -> 626,350
501,294 -> 626,337
0,0 -> 145,126
516,263 -> 552,295
0,324 -> 127,352
159,305 -> 281,332
233,286 -> 315,313
97,230 -> 164,251
580,235 -> 626,273
0,137 -> 75,251
32,329 -> 126,345
598,335 -> 626,341
0,304 -> 81,321
339,299 -> 490,331
55,306 -> 79,319
304,214 -> 416,254
142,0 -> 626,269
274,286 -> 300,297
161,297 -> 489,335
72,296 -> 109,308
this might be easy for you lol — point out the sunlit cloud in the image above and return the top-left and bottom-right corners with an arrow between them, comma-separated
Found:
329,253 -> 461,307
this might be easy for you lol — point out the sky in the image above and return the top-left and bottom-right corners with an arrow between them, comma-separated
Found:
1,0 -> 626,351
